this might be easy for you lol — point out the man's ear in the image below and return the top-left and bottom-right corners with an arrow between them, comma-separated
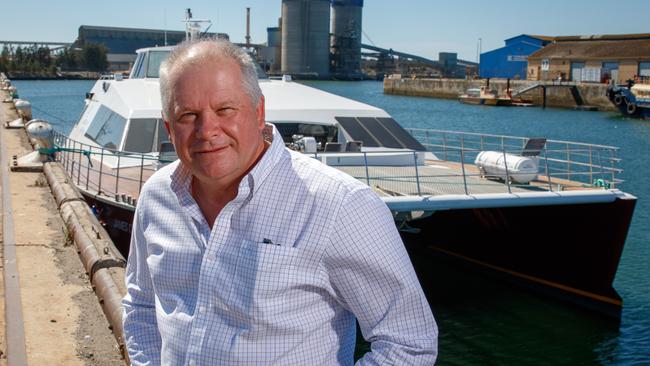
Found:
163,119 -> 174,145
256,95 -> 266,130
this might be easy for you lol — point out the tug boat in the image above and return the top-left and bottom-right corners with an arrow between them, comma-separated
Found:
607,77 -> 650,120
55,44 -> 636,318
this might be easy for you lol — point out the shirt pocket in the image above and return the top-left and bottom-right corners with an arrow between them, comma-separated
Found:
231,240 -> 308,302
236,239 -> 302,273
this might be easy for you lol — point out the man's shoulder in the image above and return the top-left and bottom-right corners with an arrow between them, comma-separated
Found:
139,160 -> 180,198
284,149 -> 371,197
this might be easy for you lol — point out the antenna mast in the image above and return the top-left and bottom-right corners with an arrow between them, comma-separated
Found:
183,8 -> 211,41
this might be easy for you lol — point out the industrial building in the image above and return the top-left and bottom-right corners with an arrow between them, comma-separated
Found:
71,25 -> 228,71
479,35 -> 553,79
526,34 -> 650,83
263,26 -> 282,73
330,0 -> 364,79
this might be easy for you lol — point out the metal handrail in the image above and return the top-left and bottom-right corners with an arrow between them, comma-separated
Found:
408,128 -> 621,150
52,128 -> 626,204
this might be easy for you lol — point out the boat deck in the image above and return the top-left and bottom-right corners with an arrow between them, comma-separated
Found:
62,153 -> 599,207
337,161 -> 597,198
55,128 -> 622,208
337,164 -> 529,196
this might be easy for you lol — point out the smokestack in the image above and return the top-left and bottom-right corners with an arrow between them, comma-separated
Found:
246,7 -> 251,46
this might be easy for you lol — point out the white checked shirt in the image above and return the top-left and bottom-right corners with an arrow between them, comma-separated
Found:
122,126 -> 437,365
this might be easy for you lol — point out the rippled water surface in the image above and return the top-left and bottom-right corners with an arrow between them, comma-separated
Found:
14,79 -> 650,365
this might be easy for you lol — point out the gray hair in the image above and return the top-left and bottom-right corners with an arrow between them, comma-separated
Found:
159,38 -> 263,120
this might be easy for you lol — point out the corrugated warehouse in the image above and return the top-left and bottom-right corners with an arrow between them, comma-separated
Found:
527,34 -> 650,83
479,35 -> 553,79
73,25 -> 228,71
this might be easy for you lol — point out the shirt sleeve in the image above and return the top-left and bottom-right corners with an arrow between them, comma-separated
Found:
322,186 -> 438,365
122,204 -> 162,365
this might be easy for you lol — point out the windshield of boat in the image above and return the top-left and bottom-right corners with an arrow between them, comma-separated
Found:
274,122 -> 338,150
84,105 -> 127,150
130,49 -> 269,80
130,50 -> 170,79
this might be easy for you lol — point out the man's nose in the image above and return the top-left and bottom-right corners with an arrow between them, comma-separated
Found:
194,110 -> 221,139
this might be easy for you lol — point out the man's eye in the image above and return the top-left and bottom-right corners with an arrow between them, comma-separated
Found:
178,112 -> 196,122
217,107 -> 235,116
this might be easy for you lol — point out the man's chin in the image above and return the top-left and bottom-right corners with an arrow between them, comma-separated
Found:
192,165 -> 236,182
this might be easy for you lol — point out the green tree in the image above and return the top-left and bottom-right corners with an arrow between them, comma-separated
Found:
14,46 -> 25,71
57,48 -> 78,70
35,46 -> 52,68
0,46 -> 8,72
82,42 -> 108,71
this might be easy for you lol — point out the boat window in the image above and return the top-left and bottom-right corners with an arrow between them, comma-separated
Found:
130,53 -> 145,79
466,88 -> 481,97
84,105 -> 127,150
274,123 -> 337,150
124,118 -> 158,153
146,51 -> 171,78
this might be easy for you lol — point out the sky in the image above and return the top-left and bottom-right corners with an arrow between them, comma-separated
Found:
3,0 -> 650,61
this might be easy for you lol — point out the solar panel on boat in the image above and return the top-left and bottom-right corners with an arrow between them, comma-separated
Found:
335,117 -> 381,147
357,117 -> 405,148
335,116 -> 427,150
376,117 -> 426,151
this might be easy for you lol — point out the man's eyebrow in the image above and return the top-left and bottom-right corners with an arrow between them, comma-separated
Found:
215,99 -> 241,108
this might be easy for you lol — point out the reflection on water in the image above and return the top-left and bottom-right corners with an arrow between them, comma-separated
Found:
407,243 -> 621,365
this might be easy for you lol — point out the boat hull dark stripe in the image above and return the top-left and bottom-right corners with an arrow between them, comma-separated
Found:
404,196 -> 636,316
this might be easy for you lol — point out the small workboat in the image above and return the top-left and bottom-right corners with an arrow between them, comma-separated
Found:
458,86 -> 514,106
607,77 -> 650,120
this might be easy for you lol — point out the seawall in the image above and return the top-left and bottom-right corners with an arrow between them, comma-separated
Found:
383,77 -> 616,111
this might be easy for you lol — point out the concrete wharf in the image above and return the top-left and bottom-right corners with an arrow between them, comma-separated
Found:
1,89 -> 124,365
384,77 -> 615,111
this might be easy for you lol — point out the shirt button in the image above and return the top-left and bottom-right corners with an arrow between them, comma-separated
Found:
198,306 -> 206,314
188,360 -> 196,366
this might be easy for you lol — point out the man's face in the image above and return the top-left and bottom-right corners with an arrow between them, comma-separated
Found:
164,57 -> 266,186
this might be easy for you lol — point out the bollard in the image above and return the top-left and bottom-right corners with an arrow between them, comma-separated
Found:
10,119 -> 55,171
15,99 -> 32,121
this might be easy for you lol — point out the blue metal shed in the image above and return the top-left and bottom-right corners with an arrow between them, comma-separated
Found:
479,35 -> 552,79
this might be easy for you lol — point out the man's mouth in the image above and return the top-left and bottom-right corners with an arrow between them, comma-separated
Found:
194,145 -> 229,155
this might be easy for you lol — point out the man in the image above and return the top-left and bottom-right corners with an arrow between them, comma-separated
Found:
122,38 -> 437,365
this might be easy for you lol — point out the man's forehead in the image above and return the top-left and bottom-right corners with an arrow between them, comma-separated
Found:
174,55 -> 228,76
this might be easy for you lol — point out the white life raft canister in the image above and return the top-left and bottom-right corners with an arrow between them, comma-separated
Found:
474,151 -> 539,184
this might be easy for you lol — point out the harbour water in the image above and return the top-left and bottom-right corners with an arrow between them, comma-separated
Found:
13,79 -> 650,365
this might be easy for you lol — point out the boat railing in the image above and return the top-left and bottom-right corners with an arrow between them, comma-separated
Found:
51,128 -> 624,206
407,128 -> 623,190
52,131 -> 165,207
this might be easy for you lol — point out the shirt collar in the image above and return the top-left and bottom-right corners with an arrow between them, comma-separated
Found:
244,123 -> 285,196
